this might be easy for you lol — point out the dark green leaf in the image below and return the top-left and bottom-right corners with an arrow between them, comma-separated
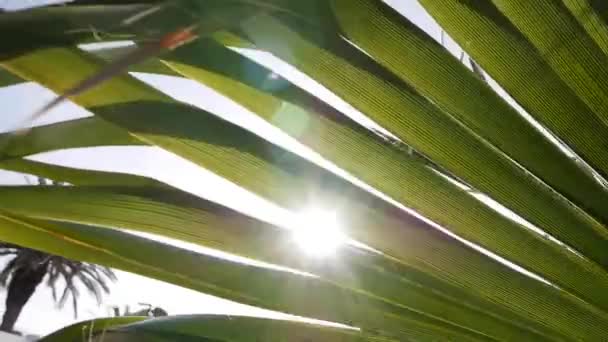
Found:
40,317 -> 146,342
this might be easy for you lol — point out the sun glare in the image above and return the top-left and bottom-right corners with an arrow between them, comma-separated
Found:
292,208 -> 346,257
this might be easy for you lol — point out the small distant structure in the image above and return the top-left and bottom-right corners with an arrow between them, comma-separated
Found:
111,303 -> 168,318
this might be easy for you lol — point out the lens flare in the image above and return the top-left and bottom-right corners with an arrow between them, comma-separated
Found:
292,209 -> 345,257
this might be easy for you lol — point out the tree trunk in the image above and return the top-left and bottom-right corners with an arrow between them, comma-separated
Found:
0,265 -> 47,332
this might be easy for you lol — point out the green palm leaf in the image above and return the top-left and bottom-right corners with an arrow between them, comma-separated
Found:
45,315 -> 377,342
417,0 -> 608,183
0,117 -> 143,160
40,317 -> 146,342
490,0 -> 608,125
563,0 -> 608,56
331,0 -> 608,227
0,212 -> 481,341
0,158 -> 163,187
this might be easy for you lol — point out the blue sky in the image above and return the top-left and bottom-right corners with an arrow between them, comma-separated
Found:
0,0 -> 557,336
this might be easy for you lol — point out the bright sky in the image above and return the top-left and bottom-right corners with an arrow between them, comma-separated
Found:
0,0 -> 567,336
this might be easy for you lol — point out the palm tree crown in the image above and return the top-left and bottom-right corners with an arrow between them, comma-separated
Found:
0,242 -> 116,333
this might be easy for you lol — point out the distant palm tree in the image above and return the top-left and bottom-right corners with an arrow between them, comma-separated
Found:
0,242 -> 116,332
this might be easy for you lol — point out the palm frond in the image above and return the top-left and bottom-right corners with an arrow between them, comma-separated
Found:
3,1 -> 608,340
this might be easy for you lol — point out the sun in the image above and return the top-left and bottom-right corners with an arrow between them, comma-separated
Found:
291,208 -> 346,257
